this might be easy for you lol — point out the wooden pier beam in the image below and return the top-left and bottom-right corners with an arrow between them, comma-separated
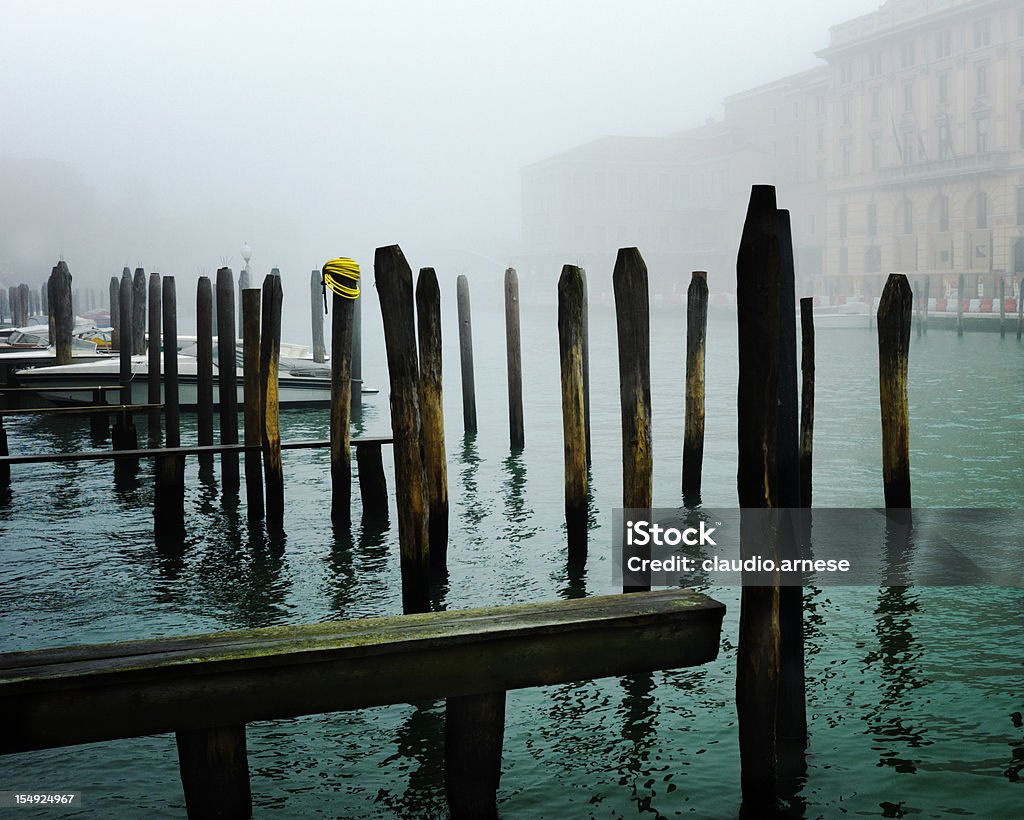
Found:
416,268 -> 449,566
260,273 -> 285,530
375,245 -> 430,612
311,270 -> 326,363
558,264 -> 587,567
242,288 -> 263,519
877,273 -> 913,509
216,268 -> 239,492
330,281 -> 354,527
148,272 -> 162,440
50,262 -> 74,366
196,277 -> 215,470
456,274 -> 477,434
176,725 -> 251,820
681,270 -> 708,501
504,267 -> 524,450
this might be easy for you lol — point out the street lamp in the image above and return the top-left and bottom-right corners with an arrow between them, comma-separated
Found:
241,241 -> 252,273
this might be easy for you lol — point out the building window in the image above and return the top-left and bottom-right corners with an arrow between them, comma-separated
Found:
939,121 -> 953,159
841,140 -> 852,175
977,191 -> 988,228
977,115 -> 990,152
793,101 -> 800,120
817,127 -> 824,151
974,18 -> 991,48
903,129 -> 915,164
938,72 -> 949,104
839,205 -> 848,238
815,94 -> 825,117
1016,186 -> 1024,225
939,195 -> 949,232
901,41 -> 915,68
935,30 -> 951,58
871,135 -> 882,169
842,96 -> 852,125
871,88 -> 881,119
839,247 -> 849,276
904,199 -> 913,234
840,60 -> 853,84
869,50 -> 882,76
903,81 -> 914,112
977,62 -> 988,96
868,203 -> 878,236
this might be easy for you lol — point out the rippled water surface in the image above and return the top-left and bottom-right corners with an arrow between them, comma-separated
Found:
1,290 -> 1021,818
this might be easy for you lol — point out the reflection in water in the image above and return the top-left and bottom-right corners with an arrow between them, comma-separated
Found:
616,672 -> 662,815
500,450 -> 536,545
377,702 -> 447,819
457,433 -> 493,540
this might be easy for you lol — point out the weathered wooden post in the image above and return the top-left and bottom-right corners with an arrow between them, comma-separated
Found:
581,269 -> 591,466
196,276 -> 214,470
242,288 -> 263,519
19,284 -> 32,327
113,270 -> 138,460
46,278 -> 56,343
132,268 -> 146,355
0,288 -> 7,324
877,273 -> 913,509
216,268 -> 240,492
109,276 -> 120,352
558,264 -> 587,567
329,272 -> 354,527
89,388 -> 108,441
311,269 -> 326,363
163,277 -> 181,449
957,272 -> 965,337
416,267 -> 449,565
260,273 -> 284,530
155,275 -> 185,537
681,270 -> 708,501
999,278 -> 1006,339
445,692 -> 506,820
456,274 -> 477,434
735,185 -> 782,807
613,247 -> 652,593
238,269 -> 250,330
1018,278 -> 1023,341
351,294 -> 363,415
176,725 -> 251,820
356,443 -> 388,519
375,245 -> 430,612
148,272 -> 162,440
799,297 -> 815,509
504,267 -> 524,450
50,262 -> 73,366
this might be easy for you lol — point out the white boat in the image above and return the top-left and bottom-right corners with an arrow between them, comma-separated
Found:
12,342 -> 376,409
811,301 -> 871,329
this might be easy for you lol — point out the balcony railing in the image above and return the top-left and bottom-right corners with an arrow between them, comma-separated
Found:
875,150 -> 1008,187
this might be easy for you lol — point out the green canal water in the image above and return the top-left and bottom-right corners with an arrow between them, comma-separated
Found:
1,291 -> 1021,818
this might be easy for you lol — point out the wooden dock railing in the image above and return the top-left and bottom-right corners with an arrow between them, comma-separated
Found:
0,589 -> 725,819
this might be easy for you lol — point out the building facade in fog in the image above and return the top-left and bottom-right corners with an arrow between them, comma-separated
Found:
518,0 -> 1024,303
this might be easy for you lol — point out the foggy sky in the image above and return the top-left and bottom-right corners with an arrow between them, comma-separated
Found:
1,0 -> 876,289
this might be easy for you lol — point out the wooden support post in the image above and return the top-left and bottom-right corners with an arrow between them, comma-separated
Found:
504,267 -> 524,450
799,297 -> 815,509
20,284 -> 32,326
109,276 -> 120,352
581,269 -> 591,466
242,289 -> 263,519
877,274 -> 912,509
923,277 -> 930,334
456,274 -> 477,434
416,268 -> 449,565
196,277 -> 215,470
46,278 -> 56,343
681,270 -> 708,501
216,268 -> 239,492
558,265 -> 587,567
356,443 -> 388,519
736,185 -> 782,807
0,288 -> 7,324
148,272 -> 162,440
445,692 -> 506,820
375,245 -> 430,612
260,273 -> 284,530
957,272 -> 965,337
351,294 -> 363,415
89,388 -> 109,440
612,248 -> 652,593
176,725 -> 251,820
1018,278 -> 1023,341
162,277 -> 181,449
0,418 -> 9,489
50,262 -> 73,366
132,268 -> 146,355
311,269 -> 326,363
154,452 -> 186,538
330,284 -> 354,527
113,271 -> 138,458
999,278 -> 1006,339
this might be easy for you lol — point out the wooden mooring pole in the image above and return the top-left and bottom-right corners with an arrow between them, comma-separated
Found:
558,264 -> 587,567
999,278 -> 1006,339
351,294 -> 363,415
681,270 -> 708,501
163,277 -> 181,450
242,289 -> 263,519
148,272 -> 162,440
260,273 -> 284,530
330,282 -> 354,527
132,268 -> 146,356
216,268 -> 239,492
113,270 -> 138,462
154,275 -> 185,538
311,270 -> 326,363
581,269 -> 591,466
613,247 -> 652,593
51,262 -> 73,366
109,276 -> 120,352
799,297 -> 815,509
375,245 -> 430,612
416,268 -> 449,566
445,692 -> 506,820
456,274 -> 477,434
196,277 -> 214,470
877,273 -> 912,509
504,267 -> 524,450
1018,278 -> 1024,341
176,725 -> 251,820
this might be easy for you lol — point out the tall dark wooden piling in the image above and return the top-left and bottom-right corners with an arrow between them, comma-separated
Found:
163,277 -> 181,449
196,277 -> 214,468
113,271 -> 138,459
877,274 -> 913,509
445,692 -> 506,820
416,268 -> 449,565
504,267 -> 524,450
311,269 -> 326,363
956,272 -> 965,337
0,289 -> 7,324
799,297 -> 815,509
154,451 -> 186,537
735,185 -> 782,806
581,270 -> 591,466
613,248 -> 652,593
558,265 -> 588,566
132,268 -> 146,355
50,262 -> 74,366
357,444 -> 388,519
242,289 -> 264,519
109,276 -> 120,352
260,273 -> 285,530
351,295 -> 363,415
148,272 -> 162,439
19,284 -> 32,326
682,271 -> 708,500
216,268 -> 239,492
176,725 -> 251,820
999,278 -> 1006,339
375,245 -> 430,612
330,283 -> 354,527
456,274 -> 477,434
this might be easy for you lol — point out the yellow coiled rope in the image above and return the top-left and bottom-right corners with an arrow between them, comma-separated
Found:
321,258 -> 361,310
